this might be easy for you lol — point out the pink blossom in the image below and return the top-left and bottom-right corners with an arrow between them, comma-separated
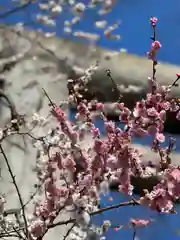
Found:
63,157 -> 76,172
165,167 -> 180,198
92,127 -> 100,138
53,152 -> 63,169
147,50 -> 155,60
150,17 -> 158,26
117,168 -> 133,195
117,147 -> 131,168
159,110 -> 166,122
176,111 -> 180,121
70,131 -> 78,144
147,41 -> 161,61
44,178 -> 56,195
114,225 -> 123,231
91,154 -> 104,172
93,138 -> 106,154
147,107 -> 159,117
133,108 -> 140,118
116,102 -> 125,109
123,107 -> 131,115
140,187 -> 173,212
160,101 -> 171,111
147,125 -> 158,135
169,168 -> 180,182
136,100 -> 145,108
104,121 -> 115,133
152,41 -> 162,50
57,186 -> 69,198
107,155 -> 117,169
78,154 -> 89,171
156,132 -> 165,143
119,183 -> 133,196
28,219 -> 46,239
77,102 -> 91,122
130,218 -> 152,227
52,105 -> 65,122
171,104 -> 179,112
78,174 -> 92,187
96,102 -> 104,111
119,114 -> 128,123
35,199 -> 54,218
79,128 -> 85,140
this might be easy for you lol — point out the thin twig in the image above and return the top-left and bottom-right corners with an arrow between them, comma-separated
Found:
0,89 -> 18,119
132,227 -> 137,240
48,200 -> 140,229
63,223 -> 76,240
12,226 -> 24,240
0,0 -> 31,19
106,69 -> 122,101
42,88 -> 55,107
0,144 -> 28,238
171,76 -> 180,87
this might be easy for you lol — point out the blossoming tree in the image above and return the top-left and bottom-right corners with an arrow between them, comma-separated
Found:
0,1 -> 180,240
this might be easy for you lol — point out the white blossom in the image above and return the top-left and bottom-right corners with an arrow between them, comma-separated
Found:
0,129 -> 3,141
73,31 -> 100,42
104,22 -> 120,39
104,51 -> 119,60
32,113 -> 46,126
44,32 -> 56,38
48,1 -> 56,8
64,20 -> 71,27
119,48 -> 127,53
73,3 -> 86,14
95,20 -> 107,28
51,5 -> 62,15
76,211 -> 91,227
100,180 -> 109,195
38,3 -> 49,10
71,16 -> 81,25
64,27 -> 72,33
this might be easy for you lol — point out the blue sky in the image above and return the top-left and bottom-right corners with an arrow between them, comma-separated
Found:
1,0 -> 180,65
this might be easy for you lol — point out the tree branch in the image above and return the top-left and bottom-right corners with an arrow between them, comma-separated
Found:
0,144 -> 28,238
48,199 -> 140,229
0,89 -> 18,120
0,0 -> 31,19
63,223 -> 76,240
132,227 -> 137,240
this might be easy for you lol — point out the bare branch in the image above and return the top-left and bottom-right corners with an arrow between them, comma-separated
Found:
132,227 -> 137,240
0,89 -> 18,120
63,223 -> 76,240
0,0 -> 31,19
0,144 -> 28,238
48,199 -> 140,229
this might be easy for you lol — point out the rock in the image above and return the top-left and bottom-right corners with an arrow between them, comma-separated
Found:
10,27 -> 179,133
